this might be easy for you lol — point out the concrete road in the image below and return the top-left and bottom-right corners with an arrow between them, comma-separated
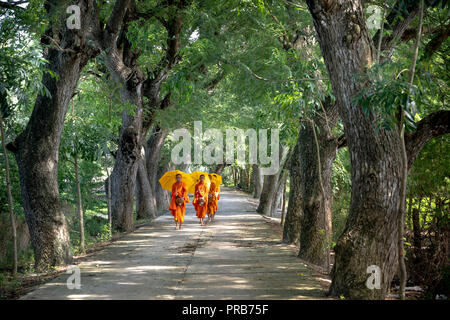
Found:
21,187 -> 329,300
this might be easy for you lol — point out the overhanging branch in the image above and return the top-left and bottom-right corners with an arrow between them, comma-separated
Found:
405,110 -> 450,171
0,0 -> 27,11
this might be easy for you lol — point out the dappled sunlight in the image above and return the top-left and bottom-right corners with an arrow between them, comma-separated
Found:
115,238 -> 157,244
22,187 -> 328,300
126,265 -> 181,271
67,294 -> 112,299
157,294 -> 176,299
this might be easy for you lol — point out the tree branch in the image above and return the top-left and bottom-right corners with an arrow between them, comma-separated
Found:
405,110 -> 450,171
374,0 -> 421,59
101,0 -> 132,49
337,134 -> 347,149
421,22 -> 450,62
204,68 -> 225,92
143,3 -> 187,101
160,92 -> 171,110
105,0 -> 132,36
224,59 -> 328,83
374,0 -> 440,61
0,0 -> 27,11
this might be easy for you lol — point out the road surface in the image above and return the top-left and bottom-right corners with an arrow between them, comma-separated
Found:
21,187 -> 329,300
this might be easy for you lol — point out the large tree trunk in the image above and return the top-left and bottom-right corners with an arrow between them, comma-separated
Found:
278,12 -> 340,249
283,141 -> 302,245
269,169 -> 288,217
101,2 -> 146,232
6,0 -> 100,271
251,164 -> 263,198
257,174 -> 279,216
282,118 -> 338,251
145,126 -> 168,211
135,124 -> 169,220
135,157 -> 156,220
109,88 -> 144,232
155,162 -> 171,212
238,166 -> 250,192
306,0 -> 404,299
107,3 -> 185,231
297,119 -> 337,269
295,100 -> 340,269
257,147 -> 289,216
12,51 -> 82,270
105,11 -> 152,232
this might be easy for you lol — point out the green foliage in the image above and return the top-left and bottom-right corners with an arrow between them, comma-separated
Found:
331,148 -> 352,242
409,135 -> 449,199
0,3 -> 50,219
0,1 -> 448,296
156,0 -> 331,152
353,62 -> 422,132
55,67 -> 123,252
0,0 -> 50,119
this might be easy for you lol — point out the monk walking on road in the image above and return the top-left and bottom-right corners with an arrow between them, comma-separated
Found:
169,174 -> 189,230
207,174 -> 218,222
193,174 -> 208,226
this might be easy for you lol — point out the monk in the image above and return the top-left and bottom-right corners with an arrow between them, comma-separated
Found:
213,174 -> 221,204
207,174 -> 219,222
169,174 -> 189,230
193,174 -> 208,226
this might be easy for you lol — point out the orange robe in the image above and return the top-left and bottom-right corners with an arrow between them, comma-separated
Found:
207,182 -> 218,215
169,181 -> 189,223
193,181 -> 208,219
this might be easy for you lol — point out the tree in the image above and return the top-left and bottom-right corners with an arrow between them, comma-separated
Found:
251,164 -> 263,198
0,5 -> 45,277
257,146 -> 289,216
304,0 -> 449,299
5,0 -> 130,271
0,103 -> 17,277
60,99 -> 113,252
239,2 -> 342,267
141,125 -> 168,218
99,0 -> 193,232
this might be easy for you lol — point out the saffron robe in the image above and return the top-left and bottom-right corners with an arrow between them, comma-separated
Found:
193,181 -> 208,219
169,181 -> 189,223
207,182 -> 218,215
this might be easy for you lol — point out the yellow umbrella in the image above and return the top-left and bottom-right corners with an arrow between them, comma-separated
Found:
158,170 -> 195,193
187,171 -> 211,194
